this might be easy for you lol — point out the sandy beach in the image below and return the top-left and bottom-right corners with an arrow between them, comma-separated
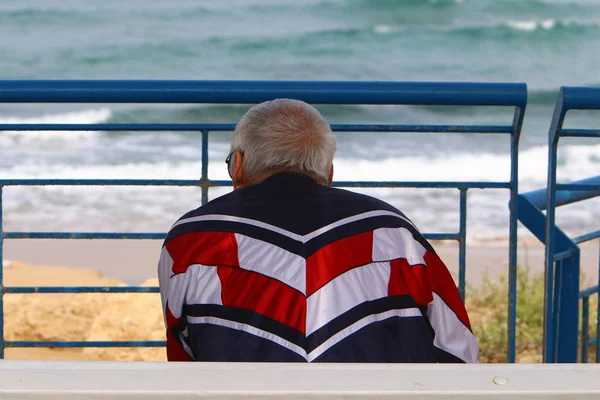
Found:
2,258 -> 166,362
2,238 -> 598,362
4,238 -> 599,286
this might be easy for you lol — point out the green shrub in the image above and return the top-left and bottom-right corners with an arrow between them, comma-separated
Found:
467,265 -> 599,363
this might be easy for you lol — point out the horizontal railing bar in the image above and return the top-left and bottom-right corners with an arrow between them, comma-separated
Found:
423,233 -> 459,241
5,231 -> 463,241
560,129 -> 600,138
5,341 -> 165,348
0,180 -> 510,189
573,230 -> 600,244
0,179 -> 202,187
556,183 -> 600,191
5,286 -> 159,294
333,182 -> 510,189
0,124 -> 237,132
0,80 -> 527,106
579,285 -> 600,299
4,232 -> 165,239
520,176 -> 600,210
561,86 -> 600,110
590,338 -> 597,347
0,123 -> 514,134
554,249 -> 575,262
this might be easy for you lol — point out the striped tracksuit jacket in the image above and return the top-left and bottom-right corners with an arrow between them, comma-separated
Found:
158,172 -> 478,362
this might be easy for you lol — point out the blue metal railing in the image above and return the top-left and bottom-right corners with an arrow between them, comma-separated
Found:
517,87 -> 600,363
546,87 -> 600,363
0,80 -> 527,361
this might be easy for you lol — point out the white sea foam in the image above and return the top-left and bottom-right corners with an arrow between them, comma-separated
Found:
335,143 -> 600,190
506,19 -> 556,32
3,142 -> 599,186
2,143 -> 599,238
0,108 -> 112,145
373,25 -> 395,35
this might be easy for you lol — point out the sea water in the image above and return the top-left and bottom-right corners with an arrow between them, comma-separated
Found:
1,0 -> 599,240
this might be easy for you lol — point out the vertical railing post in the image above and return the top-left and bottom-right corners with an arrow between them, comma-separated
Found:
596,240 -> 600,363
544,90 -> 580,363
582,296 -> 590,363
458,188 -> 467,301
552,259 -> 563,360
201,130 -> 209,205
0,185 -> 4,359
556,251 -> 580,362
543,94 -> 565,363
507,105 -> 524,363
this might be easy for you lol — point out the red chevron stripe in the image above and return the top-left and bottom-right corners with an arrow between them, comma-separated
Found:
165,307 -> 192,361
306,231 -> 373,297
424,251 -> 472,330
166,231 -> 239,274
388,259 -> 432,306
218,266 -> 306,334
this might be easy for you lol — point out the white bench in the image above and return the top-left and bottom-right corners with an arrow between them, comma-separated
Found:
0,361 -> 599,399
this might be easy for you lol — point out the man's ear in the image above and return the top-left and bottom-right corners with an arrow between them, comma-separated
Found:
328,164 -> 334,187
232,151 -> 245,189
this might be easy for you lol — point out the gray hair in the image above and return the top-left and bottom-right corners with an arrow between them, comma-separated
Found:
231,99 -> 337,185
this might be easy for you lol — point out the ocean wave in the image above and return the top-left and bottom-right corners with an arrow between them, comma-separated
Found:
335,143 -> 600,187
374,18 -> 600,37
224,15 -> 599,54
4,142 -> 600,237
0,108 -> 112,145
4,142 -> 599,186
0,7 -> 99,24
506,19 -> 556,31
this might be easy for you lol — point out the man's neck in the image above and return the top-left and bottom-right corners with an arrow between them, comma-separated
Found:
243,169 -> 321,187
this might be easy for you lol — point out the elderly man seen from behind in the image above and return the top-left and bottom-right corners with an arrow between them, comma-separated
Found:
158,99 -> 478,363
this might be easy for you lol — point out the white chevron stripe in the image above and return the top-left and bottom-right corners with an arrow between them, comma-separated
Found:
428,293 -> 479,363
306,261 -> 391,335
372,227 -> 427,265
186,316 -> 308,360
235,233 -> 306,294
158,248 -> 175,328
166,264 -> 223,320
307,308 -> 422,362
172,210 -> 416,243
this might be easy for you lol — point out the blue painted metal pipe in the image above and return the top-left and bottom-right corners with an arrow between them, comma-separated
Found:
5,231 -> 460,242
4,232 -> 166,240
458,189 -> 468,300
521,176 -> 600,211
0,186 -> 4,360
507,104 -> 526,363
561,86 -> 600,110
579,285 -> 599,299
0,80 -> 525,361
5,341 -> 166,348
582,296 -> 590,362
573,230 -> 600,245
561,129 -> 600,138
0,123 -> 514,134
0,179 -> 511,189
5,286 -> 160,294
0,80 -> 528,106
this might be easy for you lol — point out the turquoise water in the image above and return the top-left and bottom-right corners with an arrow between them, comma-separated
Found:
1,0 -> 599,238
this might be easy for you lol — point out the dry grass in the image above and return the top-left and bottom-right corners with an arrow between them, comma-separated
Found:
467,266 -> 598,363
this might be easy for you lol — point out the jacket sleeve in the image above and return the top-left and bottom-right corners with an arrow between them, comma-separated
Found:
423,251 -> 479,363
158,246 -> 193,361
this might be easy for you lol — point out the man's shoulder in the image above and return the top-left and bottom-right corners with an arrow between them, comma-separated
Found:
328,186 -> 410,219
175,184 -> 409,222
164,183 -> 430,253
